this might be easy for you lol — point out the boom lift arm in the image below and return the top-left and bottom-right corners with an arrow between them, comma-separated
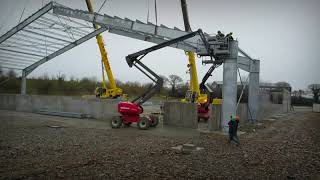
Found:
85,0 -> 122,98
112,29 -> 211,130
125,29 -> 208,105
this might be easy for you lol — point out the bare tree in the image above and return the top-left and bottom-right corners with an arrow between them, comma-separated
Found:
7,69 -> 17,79
308,84 -> 320,103
168,74 -> 183,96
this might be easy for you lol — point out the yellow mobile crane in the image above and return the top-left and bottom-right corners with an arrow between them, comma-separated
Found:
180,0 -> 207,104
85,0 -> 123,98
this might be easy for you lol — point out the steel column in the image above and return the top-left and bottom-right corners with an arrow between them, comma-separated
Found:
248,59 -> 260,122
222,40 -> 238,132
21,70 -> 27,95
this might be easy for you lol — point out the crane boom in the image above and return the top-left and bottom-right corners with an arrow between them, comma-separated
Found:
85,0 -> 122,98
180,0 -> 203,102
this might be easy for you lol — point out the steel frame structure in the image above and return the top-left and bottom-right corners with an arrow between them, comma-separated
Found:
0,1 -> 261,128
0,2 -> 108,94
52,3 -> 261,124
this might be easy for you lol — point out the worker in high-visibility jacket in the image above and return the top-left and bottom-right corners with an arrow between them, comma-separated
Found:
228,115 -> 240,145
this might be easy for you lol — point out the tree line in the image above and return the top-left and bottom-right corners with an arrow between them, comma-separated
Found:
0,69 -> 192,98
1,69 -> 318,105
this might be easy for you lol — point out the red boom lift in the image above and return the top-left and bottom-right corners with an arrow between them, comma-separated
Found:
111,29 -> 212,130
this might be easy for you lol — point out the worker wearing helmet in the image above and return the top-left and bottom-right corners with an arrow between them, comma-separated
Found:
217,30 -> 225,40
228,115 -> 240,145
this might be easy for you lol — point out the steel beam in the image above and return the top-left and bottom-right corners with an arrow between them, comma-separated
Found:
24,27 -> 107,75
53,4 -> 258,64
0,2 -> 53,44
237,56 -> 250,72
52,5 -> 205,53
238,47 -> 254,61
12,33 -> 67,49
109,28 -> 198,52
0,48 -> 44,57
37,16 -> 89,36
3,40 -> 57,53
47,12 -> 92,31
22,29 -> 72,43
0,50 -> 42,60
32,20 -> 86,37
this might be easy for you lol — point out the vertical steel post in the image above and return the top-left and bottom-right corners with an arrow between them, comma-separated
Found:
222,40 -> 238,132
21,70 -> 27,95
248,59 -> 260,122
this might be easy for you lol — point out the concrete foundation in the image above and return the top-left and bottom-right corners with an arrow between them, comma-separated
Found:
163,102 -> 197,129
0,94 -> 119,120
241,89 -> 292,122
207,89 -> 292,131
208,104 -> 221,131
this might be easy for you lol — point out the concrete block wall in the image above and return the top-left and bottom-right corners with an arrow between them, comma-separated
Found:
282,89 -> 291,113
0,94 -> 16,110
163,102 -> 197,129
0,94 -> 119,120
313,104 -> 320,112
208,104 -> 221,131
237,103 -> 248,123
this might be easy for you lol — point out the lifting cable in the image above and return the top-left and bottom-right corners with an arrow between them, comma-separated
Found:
237,68 -> 254,122
18,0 -> 29,24
98,0 -> 108,14
154,0 -> 158,26
146,0 -> 158,25
146,0 -> 150,22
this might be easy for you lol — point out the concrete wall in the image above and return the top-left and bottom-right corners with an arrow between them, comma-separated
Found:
0,94 -> 119,120
0,94 -> 16,110
257,90 -> 291,120
163,102 -> 198,129
208,104 -> 221,131
237,103 -> 248,123
313,103 -> 320,112
208,89 -> 292,130
282,89 -> 291,113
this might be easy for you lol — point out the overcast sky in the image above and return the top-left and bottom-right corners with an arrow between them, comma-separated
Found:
0,0 -> 319,90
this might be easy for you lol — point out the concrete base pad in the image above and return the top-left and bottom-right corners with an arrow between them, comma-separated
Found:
171,144 -> 204,154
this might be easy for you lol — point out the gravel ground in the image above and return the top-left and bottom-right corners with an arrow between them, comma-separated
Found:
0,108 -> 319,179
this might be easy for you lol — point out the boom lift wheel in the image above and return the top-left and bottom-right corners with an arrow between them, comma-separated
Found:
138,116 -> 150,130
111,116 -> 122,128
149,114 -> 159,127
